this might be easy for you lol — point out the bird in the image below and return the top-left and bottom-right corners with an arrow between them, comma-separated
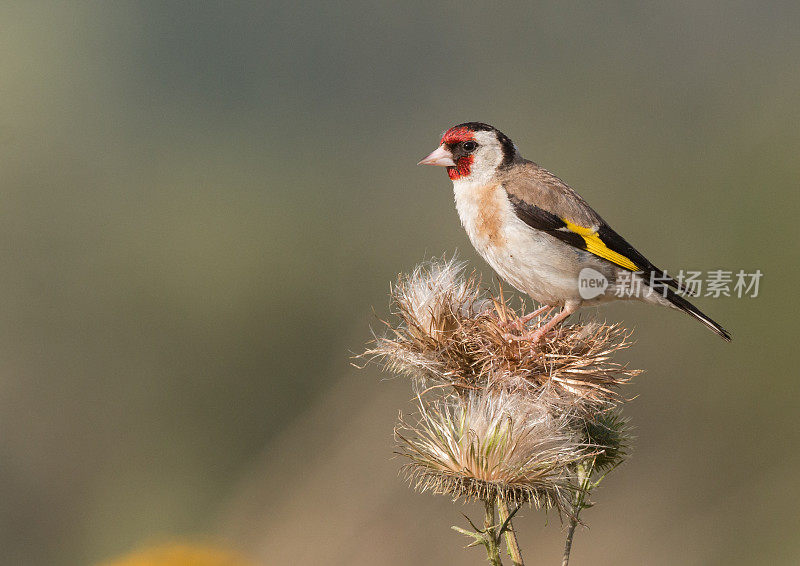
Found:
418,121 -> 731,342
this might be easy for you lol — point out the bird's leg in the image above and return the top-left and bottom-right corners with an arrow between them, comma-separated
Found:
522,302 -> 579,344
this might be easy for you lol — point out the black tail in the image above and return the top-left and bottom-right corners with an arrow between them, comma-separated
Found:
665,288 -> 732,342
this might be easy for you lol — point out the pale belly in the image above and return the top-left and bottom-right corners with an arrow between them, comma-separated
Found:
475,222 -> 590,305
453,180 -> 615,306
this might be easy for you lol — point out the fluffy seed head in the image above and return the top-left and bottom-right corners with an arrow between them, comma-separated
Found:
396,390 -> 589,510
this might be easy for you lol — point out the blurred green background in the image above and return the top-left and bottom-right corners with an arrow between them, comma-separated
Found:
0,2 -> 797,565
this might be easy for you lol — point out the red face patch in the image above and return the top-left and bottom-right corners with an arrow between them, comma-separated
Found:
440,125 -> 477,179
440,126 -> 475,145
447,155 -> 474,180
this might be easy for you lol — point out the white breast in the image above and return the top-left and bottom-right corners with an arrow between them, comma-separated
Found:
452,179 -> 590,306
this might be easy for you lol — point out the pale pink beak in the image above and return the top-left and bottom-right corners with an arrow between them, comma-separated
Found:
418,145 -> 456,167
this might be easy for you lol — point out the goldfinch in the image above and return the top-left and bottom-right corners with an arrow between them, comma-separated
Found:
419,122 -> 731,342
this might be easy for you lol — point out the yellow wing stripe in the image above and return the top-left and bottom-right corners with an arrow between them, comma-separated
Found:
562,219 -> 640,271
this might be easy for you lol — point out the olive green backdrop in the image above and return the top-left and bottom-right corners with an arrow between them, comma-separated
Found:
0,2 -> 797,565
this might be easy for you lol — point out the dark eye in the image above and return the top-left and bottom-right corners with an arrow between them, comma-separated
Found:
462,141 -> 477,152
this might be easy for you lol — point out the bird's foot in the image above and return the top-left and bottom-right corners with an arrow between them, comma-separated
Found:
502,326 -> 548,345
516,305 -> 552,327
501,304 -> 578,346
497,305 -> 551,333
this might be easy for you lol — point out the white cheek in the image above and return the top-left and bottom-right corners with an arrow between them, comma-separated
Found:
465,149 -> 502,184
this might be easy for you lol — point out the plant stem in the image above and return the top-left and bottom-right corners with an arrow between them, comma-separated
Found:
561,520 -> 577,566
497,498 -> 524,566
484,498 -> 503,566
562,461 -> 592,566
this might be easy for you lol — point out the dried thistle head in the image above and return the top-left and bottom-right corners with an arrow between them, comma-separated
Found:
391,256 -> 484,335
396,390 -> 590,511
364,257 -> 640,408
366,257 -> 489,384
509,321 -> 641,410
